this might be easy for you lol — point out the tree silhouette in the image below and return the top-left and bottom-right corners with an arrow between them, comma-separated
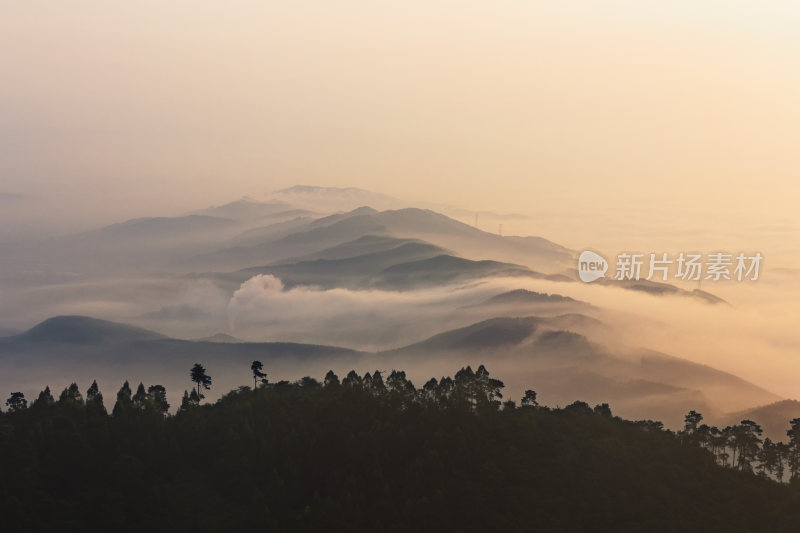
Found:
421,378 -> 439,403
683,410 -> 703,433
731,420 -> 763,472
298,376 -> 321,388
33,386 -> 54,408
775,442 -> 789,482
113,381 -> 133,416
189,389 -> 201,406
476,364 -> 504,404
190,363 -> 212,400
5,392 -> 26,412
178,390 -> 192,412
59,383 -> 83,405
86,380 -> 106,414
5,363 -> 800,530
148,385 -> 170,415
133,382 -> 149,410
758,438 -> 781,478
387,370 -> 415,403
342,370 -> 362,388
521,390 -> 538,407
593,403 -> 612,417
324,370 -> 340,387
251,361 -> 267,388
787,417 -> 800,480
452,365 -> 504,409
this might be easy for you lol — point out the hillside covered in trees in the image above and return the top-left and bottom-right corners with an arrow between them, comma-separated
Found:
3,365 -> 800,532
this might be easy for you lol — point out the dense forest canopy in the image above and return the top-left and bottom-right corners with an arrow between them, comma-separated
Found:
2,363 -> 800,532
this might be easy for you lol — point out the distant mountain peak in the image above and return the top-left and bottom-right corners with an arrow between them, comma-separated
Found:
272,185 -> 405,212
191,198 -> 294,222
192,333 -> 242,343
485,289 -> 579,305
17,316 -> 166,344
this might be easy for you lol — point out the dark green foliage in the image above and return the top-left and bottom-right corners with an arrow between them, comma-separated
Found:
1,367 -> 800,532
323,370 -> 339,387
32,386 -> 54,407
5,392 -> 26,412
86,380 -> 106,414
178,390 -> 193,413
788,418 -> 800,480
342,370 -> 361,387
59,382 -> 83,405
521,389 -> 538,407
594,403 -> 612,417
190,363 -> 212,400
112,380 -> 133,416
297,376 -> 321,389
132,382 -> 149,409
148,385 -> 170,415
251,360 -> 267,388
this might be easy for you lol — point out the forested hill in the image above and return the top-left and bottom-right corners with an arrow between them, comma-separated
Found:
2,367 -> 800,532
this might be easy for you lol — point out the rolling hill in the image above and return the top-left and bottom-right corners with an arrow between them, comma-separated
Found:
194,207 -> 572,273
369,254 -> 544,290
0,313 -> 787,432
235,238 -> 448,289
379,315 -> 780,426
722,399 -> 800,441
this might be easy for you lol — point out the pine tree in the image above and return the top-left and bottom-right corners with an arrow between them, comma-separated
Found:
86,380 -> 106,414
113,381 -> 133,416
190,363 -> 212,400
132,382 -> 149,410
343,370 -> 362,388
179,390 -> 192,413
787,418 -> 800,480
147,385 -> 170,415
370,371 -> 386,394
59,383 -> 84,405
421,378 -> 439,403
324,370 -> 340,387
33,386 -> 55,407
251,361 -> 267,388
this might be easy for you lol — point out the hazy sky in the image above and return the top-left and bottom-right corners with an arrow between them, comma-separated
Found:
3,1 -> 800,403
2,1 -> 799,249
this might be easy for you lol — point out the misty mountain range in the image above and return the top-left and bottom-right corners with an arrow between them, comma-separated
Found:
0,186 -> 782,432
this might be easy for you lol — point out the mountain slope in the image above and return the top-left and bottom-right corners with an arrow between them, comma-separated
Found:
722,400 -> 800,441
379,315 -> 778,426
237,239 -> 448,289
639,351 -> 781,412
0,326 -> 20,338
484,288 -> 581,305
79,215 -> 241,250
195,207 -> 572,273
13,316 -> 166,344
191,197 -> 296,222
0,316 -> 366,409
370,254 -> 542,290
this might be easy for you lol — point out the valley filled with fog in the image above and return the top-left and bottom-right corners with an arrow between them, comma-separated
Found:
1,186 -> 797,436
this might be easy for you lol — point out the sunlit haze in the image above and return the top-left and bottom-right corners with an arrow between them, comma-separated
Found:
1,1 -> 799,417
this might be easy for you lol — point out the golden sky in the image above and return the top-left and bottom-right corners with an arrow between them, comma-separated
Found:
2,1 -> 799,250
2,1 -> 800,399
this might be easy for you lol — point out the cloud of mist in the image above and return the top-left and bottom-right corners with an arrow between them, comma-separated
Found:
226,274 -> 507,349
225,269 -> 800,404
511,275 -> 800,402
